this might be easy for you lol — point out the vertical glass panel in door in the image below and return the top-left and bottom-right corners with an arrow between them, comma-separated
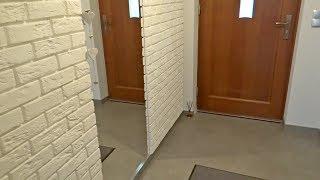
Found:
239,0 -> 255,18
129,0 -> 140,18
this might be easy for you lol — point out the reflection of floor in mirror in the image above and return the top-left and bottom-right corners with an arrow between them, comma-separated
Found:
139,113 -> 320,180
94,100 -> 147,180
99,146 -> 115,162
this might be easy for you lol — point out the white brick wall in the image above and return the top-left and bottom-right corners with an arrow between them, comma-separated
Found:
0,1 -> 102,179
141,0 -> 184,154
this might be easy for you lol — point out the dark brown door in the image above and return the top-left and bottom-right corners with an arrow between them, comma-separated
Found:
198,0 -> 301,120
99,0 -> 144,103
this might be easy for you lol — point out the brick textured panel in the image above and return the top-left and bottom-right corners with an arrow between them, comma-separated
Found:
0,0 -> 102,179
0,27 -> 7,47
27,1 -> 66,20
141,0 -> 184,155
0,3 -> 27,24
33,35 -> 72,58
0,69 -> 16,93
15,56 -> 59,84
6,21 -> 53,44
0,44 -> 34,70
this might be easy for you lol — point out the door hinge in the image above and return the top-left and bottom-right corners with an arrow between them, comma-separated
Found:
198,4 -> 201,15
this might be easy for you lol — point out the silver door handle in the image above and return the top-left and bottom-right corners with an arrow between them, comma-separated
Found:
275,22 -> 289,26
275,15 -> 292,40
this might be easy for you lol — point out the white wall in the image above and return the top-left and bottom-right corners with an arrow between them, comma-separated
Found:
81,0 -> 108,100
141,0 -> 184,155
184,0 -> 320,129
0,0 -> 102,179
284,0 -> 320,129
183,0 -> 198,112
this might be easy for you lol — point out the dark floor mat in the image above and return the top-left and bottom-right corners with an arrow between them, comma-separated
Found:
99,146 -> 115,162
189,165 -> 264,180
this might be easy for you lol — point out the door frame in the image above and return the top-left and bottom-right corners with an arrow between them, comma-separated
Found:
192,0 -> 302,121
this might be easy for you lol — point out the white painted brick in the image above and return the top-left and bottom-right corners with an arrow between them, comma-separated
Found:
0,176 -> 9,180
58,47 -> 87,68
80,172 -> 90,180
23,89 -> 64,121
52,17 -> 84,35
0,81 -> 41,114
57,149 -> 87,179
143,10 -> 183,27
41,67 -> 76,93
27,1 -> 66,20
31,119 -> 68,153
48,173 -> 58,180
143,0 -> 183,6
75,61 -> 90,78
34,35 -> 72,58
90,160 -> 102,177
0,143 -> 32,177
143,3 -> 183,17
0,115 -> 47,153
65,172 -> 77,180
26,173 -> 37,180
83,114 -> 96,131
0,69 -> 16,93
86,137 -> 99,155
66,0 -> 82,15
0,108 -> 23,135
0,1 -> 100,177
46,96 -> 79,125
62,75 -> 92,98
72,125 -> 97,154
0,3 -> 26,24
79,88 -> 93,105
144,24 -> 183,47
0,44 -> 34,70
15,56 -> 58,84
52,123 -> 84,154
143,17 -> 183,37
92,170 -> 103,180
71,32 -> 86,47
0,27 -> 7,47
6,21 -> 52,44
10,146 -> 54,180
67,102 -> 94,127
145,38 -> 182,66
142,0 -> 184,154
76,148 -> 100,178
38,146 -> 73,180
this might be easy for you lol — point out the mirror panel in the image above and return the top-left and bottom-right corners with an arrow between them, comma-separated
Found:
82,0 -> 148,179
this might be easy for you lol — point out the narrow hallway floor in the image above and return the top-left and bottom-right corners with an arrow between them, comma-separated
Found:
139,113 -> 320,180
94,101 -> 147,180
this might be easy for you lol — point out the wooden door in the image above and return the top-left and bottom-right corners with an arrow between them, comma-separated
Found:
197,0 -> 301,120
99,0 -> 144,103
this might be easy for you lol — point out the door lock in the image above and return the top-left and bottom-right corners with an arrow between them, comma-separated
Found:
275,15 -> 292,40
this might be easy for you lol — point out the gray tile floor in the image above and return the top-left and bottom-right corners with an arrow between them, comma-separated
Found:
94,101 -> 148,180
140,113 -> 320,180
